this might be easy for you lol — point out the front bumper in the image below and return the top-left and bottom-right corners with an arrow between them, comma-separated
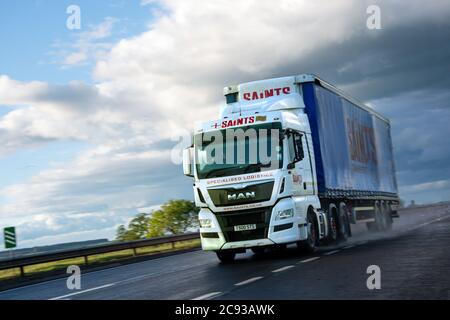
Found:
199,198 -> 307,251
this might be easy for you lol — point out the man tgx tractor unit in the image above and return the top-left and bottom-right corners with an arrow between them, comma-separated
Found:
183,74 -> 399,262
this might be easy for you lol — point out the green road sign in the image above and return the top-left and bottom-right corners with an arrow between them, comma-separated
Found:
4,227 -> 16,249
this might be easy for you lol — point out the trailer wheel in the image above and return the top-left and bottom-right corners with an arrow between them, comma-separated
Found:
382,203 -> 393,231
337,203 -> 350,242
379,201 -> 388,230
367,202 -> 383,232
297,210 -> 318,253
216,251 -> 236,263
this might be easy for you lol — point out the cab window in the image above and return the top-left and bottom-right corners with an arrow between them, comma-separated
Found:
287,130 -> 304,163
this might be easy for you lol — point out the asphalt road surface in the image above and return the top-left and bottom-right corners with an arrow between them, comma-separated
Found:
1,203 -> 449,300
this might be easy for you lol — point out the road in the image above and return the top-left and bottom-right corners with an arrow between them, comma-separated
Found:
1,203 -> 449,300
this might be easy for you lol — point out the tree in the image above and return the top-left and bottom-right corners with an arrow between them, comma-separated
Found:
126,212 -> 150,239
115,213 -> 150,241
147,200 -> 199,237
116,225 -> 127,241
114,200 -> 199,241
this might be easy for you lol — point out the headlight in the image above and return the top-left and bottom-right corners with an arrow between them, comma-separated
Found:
199,218 -> 212,228
276,208 -> 294,220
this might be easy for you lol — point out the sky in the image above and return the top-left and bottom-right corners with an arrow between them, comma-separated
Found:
0,0 -> 450,250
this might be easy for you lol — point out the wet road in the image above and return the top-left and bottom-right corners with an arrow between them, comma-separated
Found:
0,203 -> 449,300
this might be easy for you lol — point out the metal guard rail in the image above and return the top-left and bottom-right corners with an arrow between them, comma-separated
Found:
0,232 -> 200,276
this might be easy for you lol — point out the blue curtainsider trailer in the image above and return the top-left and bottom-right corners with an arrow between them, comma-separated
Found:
302,81 -> 398,198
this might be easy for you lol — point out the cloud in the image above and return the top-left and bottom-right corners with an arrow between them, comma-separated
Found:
0,75 -> 175,157
0,145 -> 190,216
0,77 -> 104,154
402,180 -> 450,193
17,223 -> 118,248
1,0 -> 450,247
369,90 -> 450,196
91,0 -> 450,201
51,17 -> 119,67
0,76 -> 48,105
63,52 -> 88,65
0,144 -> 193,246
140,0 -> 157,5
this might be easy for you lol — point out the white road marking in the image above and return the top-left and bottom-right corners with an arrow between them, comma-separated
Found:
234,277 -> 263,286
192,292 -> 222,300
343,245 -> 355,249
298,257 -> 320,264
0,249 -> 205,295
49,283 -> 116,300
323,250 -> 341,256
272,265 -> 294,273
409,215 -> 447,231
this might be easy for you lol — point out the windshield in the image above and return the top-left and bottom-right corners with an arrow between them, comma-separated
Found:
194,122 -> 283,179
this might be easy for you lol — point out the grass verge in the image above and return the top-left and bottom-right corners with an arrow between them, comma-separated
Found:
0,238 -> 200,281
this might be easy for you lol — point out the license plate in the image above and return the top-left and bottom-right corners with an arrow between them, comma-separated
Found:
234,224 -> 257,232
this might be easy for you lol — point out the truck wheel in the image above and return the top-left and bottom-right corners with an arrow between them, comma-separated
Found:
216,251 -> 236,263
382,203 -> 393,231
367,203 -> 383,232
327,207 -> 339,243
297,211 -> 318,253
337,204 -> 349,242
378,202 -> 388,231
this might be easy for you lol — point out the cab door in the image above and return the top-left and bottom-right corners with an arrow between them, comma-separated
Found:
299,133 -> 314,195
287,131 -> 314,196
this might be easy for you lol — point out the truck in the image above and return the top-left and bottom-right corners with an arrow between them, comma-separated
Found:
183,74 -> 399,263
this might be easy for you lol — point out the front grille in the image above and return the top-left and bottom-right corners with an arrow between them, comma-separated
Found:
225,211 -> 265,226
215,207 -> 272,242
207,181 -> 274,207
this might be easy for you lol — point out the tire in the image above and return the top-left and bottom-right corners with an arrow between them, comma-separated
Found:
216,251 -> 236,263
383,203 -> 393,231
337,204 -> 350,242
297,210 -> 318,253
378,202 -> 388,231
366,203 -> 383,232
327,206 -> 338,243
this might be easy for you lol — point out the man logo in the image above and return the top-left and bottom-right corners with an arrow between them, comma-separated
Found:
227,192 -> 256,201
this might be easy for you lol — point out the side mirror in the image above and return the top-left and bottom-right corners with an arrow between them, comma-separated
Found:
287,163 -> 295,170
183,147 -> 194,177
